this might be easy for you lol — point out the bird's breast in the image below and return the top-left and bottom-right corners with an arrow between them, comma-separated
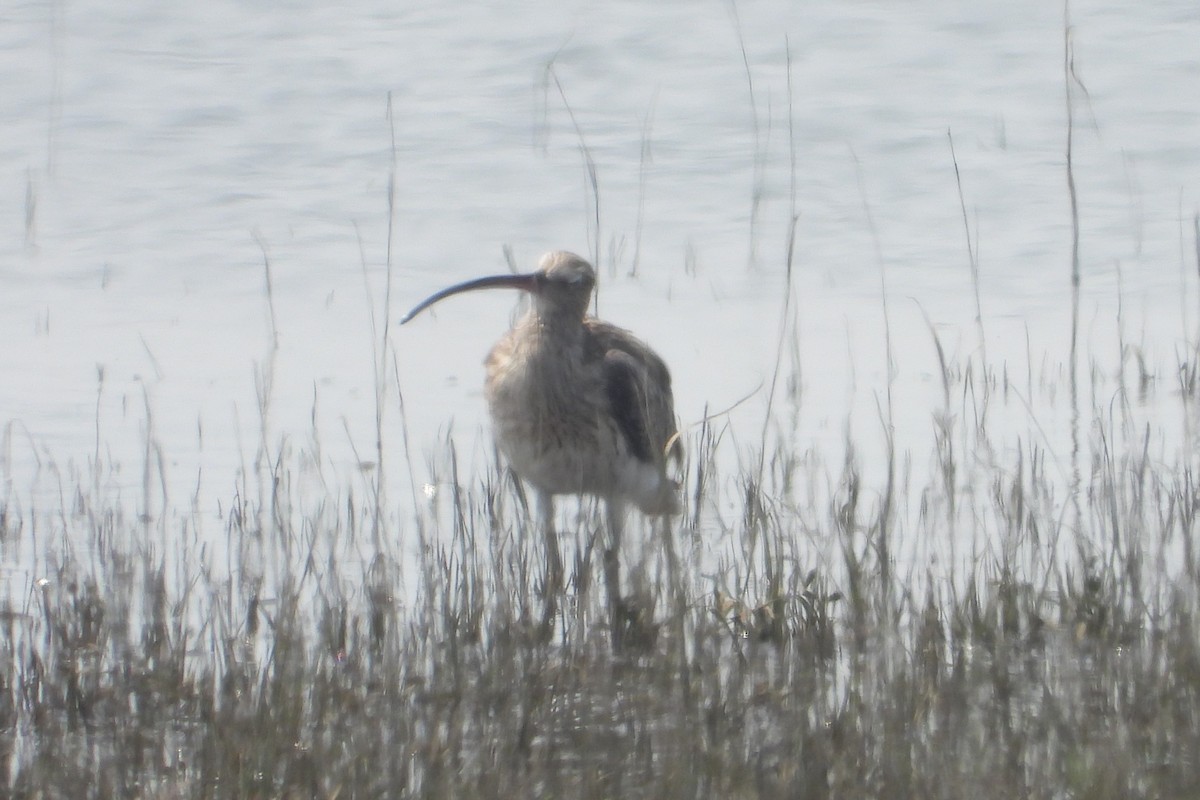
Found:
484,330 -> 619,495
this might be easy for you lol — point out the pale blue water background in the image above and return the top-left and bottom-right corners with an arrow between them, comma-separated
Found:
1,1 -> 1198,590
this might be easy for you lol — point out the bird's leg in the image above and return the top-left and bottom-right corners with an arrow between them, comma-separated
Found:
659,514 -> 691,688
537,491 -> 563,640
538,491 -> 564,593
660,513 -> 683,608
604,497 -> 627,652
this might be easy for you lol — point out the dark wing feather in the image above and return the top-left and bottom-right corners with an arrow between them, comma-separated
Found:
603,350 -> 654,463
586,319 -> 681,467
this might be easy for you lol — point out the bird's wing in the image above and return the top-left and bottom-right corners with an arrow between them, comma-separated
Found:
602,349 -> 655,463
588,319 -> 682,467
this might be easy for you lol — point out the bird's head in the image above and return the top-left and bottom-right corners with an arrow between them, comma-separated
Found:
531,251 -> 595,322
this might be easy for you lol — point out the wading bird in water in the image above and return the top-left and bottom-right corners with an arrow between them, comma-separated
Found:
401,250 -> 682,644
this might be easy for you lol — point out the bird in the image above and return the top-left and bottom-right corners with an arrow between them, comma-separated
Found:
401,250 -> 683,643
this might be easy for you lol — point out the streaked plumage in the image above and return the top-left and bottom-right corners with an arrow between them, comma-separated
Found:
401,250 -> 682,646
402,250 -> 682,515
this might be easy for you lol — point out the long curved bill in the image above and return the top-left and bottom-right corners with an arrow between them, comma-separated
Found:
400,273 -> 539,324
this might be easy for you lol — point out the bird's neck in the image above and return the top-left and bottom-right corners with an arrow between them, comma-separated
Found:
531,311 -> 585,343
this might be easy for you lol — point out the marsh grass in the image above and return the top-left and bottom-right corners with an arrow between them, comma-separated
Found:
4,25 -> 1198,793
3,321 -> 1200,799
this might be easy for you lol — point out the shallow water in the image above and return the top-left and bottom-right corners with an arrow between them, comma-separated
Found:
1,1 -> 1198,590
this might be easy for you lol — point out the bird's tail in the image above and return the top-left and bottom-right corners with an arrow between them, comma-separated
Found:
639,476 -> 682,517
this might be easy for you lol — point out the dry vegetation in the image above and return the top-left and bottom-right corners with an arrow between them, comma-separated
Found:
4,31 -> 1197,795
2,323 -> 1200,800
